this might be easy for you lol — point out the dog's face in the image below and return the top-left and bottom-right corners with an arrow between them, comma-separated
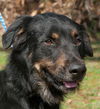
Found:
2,13 -> 93,104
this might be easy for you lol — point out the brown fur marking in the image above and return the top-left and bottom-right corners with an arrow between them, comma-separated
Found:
51,33 -> 60,39
71,29 -> 78,38
34,59 -> 53,72
34,53 -> 68,75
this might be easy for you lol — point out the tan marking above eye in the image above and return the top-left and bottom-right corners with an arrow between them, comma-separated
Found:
51,33 -> 60,39
71,29 -> 78,38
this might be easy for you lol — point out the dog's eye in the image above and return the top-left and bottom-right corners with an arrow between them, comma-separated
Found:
72,33 -> 81,46
71,30 -> 81,46
74,37 -> 81,46
44,39 -> 55,45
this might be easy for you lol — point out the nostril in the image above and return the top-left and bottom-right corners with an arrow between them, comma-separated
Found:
69,64 -> 86,75
70,69 -> 78,75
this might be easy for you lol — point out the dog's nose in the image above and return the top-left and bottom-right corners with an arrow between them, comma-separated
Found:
69,64 -> 86,75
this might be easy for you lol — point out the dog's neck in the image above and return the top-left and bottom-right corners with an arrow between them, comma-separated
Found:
20,95 -> 60,109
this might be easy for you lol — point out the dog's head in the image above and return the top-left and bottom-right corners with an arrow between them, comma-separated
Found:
2,13 -> 93,104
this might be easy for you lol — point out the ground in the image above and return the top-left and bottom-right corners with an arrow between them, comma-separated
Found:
0,34 -> 100,109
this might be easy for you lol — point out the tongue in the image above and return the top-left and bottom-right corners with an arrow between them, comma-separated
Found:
63,82 -> 77,88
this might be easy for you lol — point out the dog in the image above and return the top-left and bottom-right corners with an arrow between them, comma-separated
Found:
0,12 -> 93,109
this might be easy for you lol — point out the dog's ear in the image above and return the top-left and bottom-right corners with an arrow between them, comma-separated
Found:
79,31 -> 93,58
2,15 -> 33,49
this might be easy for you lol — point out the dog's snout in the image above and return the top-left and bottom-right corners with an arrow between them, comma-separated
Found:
69,64 -> 86,75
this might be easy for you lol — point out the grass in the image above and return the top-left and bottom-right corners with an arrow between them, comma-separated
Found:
0,38 -> 100,109
0,50 -> 8,65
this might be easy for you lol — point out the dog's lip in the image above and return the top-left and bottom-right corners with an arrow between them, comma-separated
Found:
63,81 -> 78,88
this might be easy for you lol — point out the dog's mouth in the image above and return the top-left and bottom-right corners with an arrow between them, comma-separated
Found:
57,81 -> 80,94
52,80 -> 80,94
62,81 -> 79,91
63,81 -> 78,89
42,67 -> 81,93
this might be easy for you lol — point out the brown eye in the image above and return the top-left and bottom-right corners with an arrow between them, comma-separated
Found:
75,37 -> 81,46
44,39 -> 55,45
71,30 -> 81,46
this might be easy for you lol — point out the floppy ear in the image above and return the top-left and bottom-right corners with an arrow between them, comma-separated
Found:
79,31 -> 93,58
2,15 -> 33,49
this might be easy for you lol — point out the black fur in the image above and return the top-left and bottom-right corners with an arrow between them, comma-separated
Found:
0,13 -> 93,109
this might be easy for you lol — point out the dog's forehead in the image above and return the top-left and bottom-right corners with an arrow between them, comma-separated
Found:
28,17 -> 70,32
28,16 -> 83,41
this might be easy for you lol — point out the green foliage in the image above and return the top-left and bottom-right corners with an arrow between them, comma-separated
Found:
0,50 -> 8,69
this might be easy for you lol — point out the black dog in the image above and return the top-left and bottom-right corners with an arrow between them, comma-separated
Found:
0,13 -> 93,109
